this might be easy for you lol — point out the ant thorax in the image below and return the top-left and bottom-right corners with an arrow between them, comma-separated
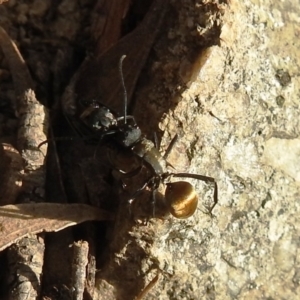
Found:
114,122 -> 142,148
132,138 -> 167,176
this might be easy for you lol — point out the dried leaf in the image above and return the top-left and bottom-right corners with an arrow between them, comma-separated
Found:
62,0 -> 169,119
0,203 -> 114,251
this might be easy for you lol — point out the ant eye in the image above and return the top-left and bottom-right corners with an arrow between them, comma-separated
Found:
165,181 -> 198,219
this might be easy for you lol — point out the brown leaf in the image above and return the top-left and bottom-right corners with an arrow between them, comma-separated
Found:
62,0 -> 169,119
0,203 -> 114,251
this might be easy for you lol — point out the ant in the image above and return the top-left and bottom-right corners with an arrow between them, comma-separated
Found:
75,55 -> 218,219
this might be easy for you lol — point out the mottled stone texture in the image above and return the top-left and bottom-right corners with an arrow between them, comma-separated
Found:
137,1 -> 300,299
0,0 -> 299,299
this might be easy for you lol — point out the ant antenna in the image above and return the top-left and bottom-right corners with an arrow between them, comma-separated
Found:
119,55 -> 127,124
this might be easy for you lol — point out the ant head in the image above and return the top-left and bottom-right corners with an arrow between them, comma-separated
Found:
165,181 -> 198,219
80,103 -> 118,130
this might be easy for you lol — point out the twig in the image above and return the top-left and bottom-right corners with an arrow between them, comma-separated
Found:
71,241 -> 89,300
0,143 -> 23,205
0,25 -> 48,300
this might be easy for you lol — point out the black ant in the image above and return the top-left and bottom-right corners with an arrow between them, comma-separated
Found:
74,55 -> 218,219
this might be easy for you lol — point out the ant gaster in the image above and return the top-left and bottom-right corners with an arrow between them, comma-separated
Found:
78,56 -> 218,219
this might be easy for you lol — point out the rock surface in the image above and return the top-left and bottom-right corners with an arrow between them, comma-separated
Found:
0,0 -> 299,299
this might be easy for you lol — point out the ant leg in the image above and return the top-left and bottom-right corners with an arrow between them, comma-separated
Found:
135,273 -> 160,300
128,179 -> 151,203
152,188 -> 157,217
210,181 -> 218,214
153,132 -> 159,149
37,131 -> 104,149
151,133 -> 178,157
162,134 -> 178,170
163,134 -> 178,160
171,172 -> 215,183
93,129 -> 119,158
170,172 -> 218,215
127,180 -> 150,215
